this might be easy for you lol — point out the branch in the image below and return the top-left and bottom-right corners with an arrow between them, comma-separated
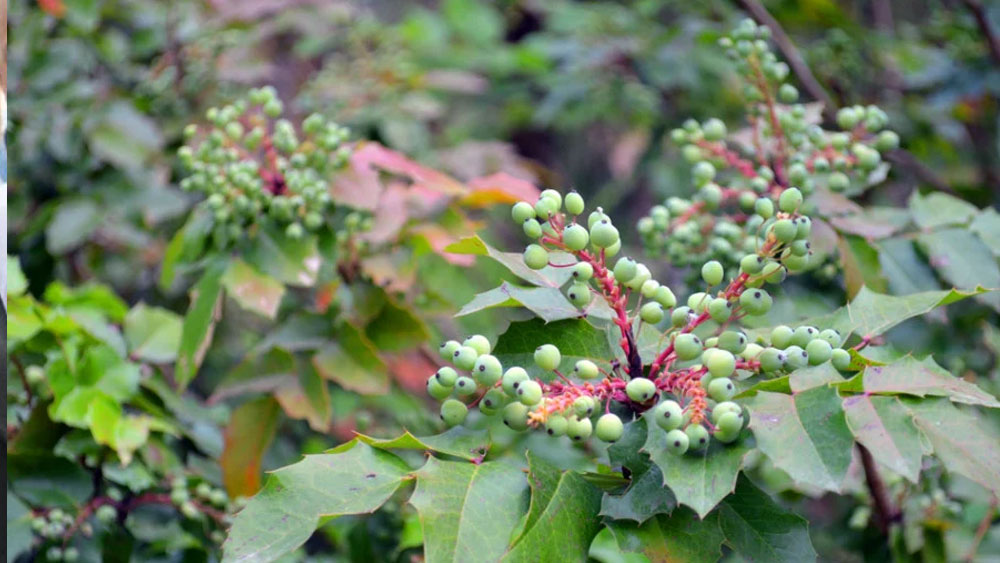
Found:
962,0 -> 1000,66
964,496 -> 998,562
858,444 -> 901,535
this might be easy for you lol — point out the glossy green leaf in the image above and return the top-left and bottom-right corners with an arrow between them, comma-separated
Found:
607,508 -> 724,563
364,297 -> 430,352
492,318 -> 613,380
7,255 -> 28,297
877,237 -> 940,295
902,398 -> 1000,495
458,281 -> 613,322
221,258 -> 286,319
842,395 -> 925,482
46,198 -> 100,254
600,420 -> 675,523
7,452 -> 92,508
718,475 -> 817,563
745,387 -> 853,492
159,207 -> 212,290
828,206 -> 910,240
917,228 -> 1000,311
223,441 -> 411,563
837,356 -> 999,407
313,324 -> 389,395
7,295 -> 43,343
643,414 -> 753,517
356,427 -> 491,461
909,191 -> 978,230
502,456 -> 603,562
445,235 -> 575,288
124,303 -> 182,363
735,376 -> 792,398
789,364 -> 844,392
176,262 -> 225,389
245,227 -> 320,287
837,234 -> 888,298
409,457 -> 529,563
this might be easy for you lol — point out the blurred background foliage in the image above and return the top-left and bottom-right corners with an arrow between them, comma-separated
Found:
6,0 -> 1000,561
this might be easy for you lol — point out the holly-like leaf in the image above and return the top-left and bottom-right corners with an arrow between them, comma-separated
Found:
877,237 -> 940,296
313,324 -> 389,395
221,258 -> 286,319
600,420 -> 675,523
356,427 -> 490,461
502,456 -> 603,562
445,235 -> 576,288
837,235 -> 888,298
458,281 -> 613,322
607,508 -> 724,563
364,297 -> 430,352
245,227 -> 320,288
837,356 -> 999,407
176,262 -> 225,389
492,318 -> 614,380
745,387 -> 854,492
220,397 -> 281,498
789,364 -> 844,392
918,228 -> 1000,311
828,207 -> 910,240
124,303 -> 182,363
718,475 -> 817,563
909,191 -> 978,230
274,367 -> 331,433
223,440 -> 411,563
643,414 -> 753,517
842,395 -> 925,482
409,457 -> 529,563
902,398 -> 1000,495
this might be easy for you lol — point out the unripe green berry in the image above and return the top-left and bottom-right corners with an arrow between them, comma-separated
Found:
740,254 -> 765,275
439,340 -> 462,360
771,219 -> 797,243
516,380 -> 544,406
837,107 -> 860,130
572,262 -> 594,281
588,209 -> 609,229
654,286 -> 677,308
828,172 -> 850,192
739,288 -> 772,316
595,414 -> 625,443
640,302 -> 664,324
564,415 -> 593,442
524,244 -> 549,270
473,355 -> 503,386
573,396 -> 596,418
652,400 -> 684,431
534,344 -> 562,371
716,411 -> 743,435
502,402 -> 530,431
687,292 -> 709,312
96,505 -> 117,524
707,377 -> 736,401
180,501 -> 200,519
454,376 -> 477,396
63,548 -> 79,562
564,192 -> 585,215
778,83 -> 798,103
626,378 -> 657,402
674,333 -> 703,361
441,399 -> 468,427
792,326 -> 818,347
818,329 -> 842,347
502,367 -> 530,395
876,131 -> 899,152
805,339 -> 833,365
523,218 -> 543,238
624,264 -> 651,290
706,350 -> 736,379
708,297 -> 733,323
671,306 -> 692,327
692,161 -> 716,186
463,334 -> 492,355
567,282 -> 593,307
613,257 -> 638,283
540,189 -> 563,209
779,187 -> 803,213
701,260 -> 724,286
685,424 -> 710,450
784,345 -> 809,369
573,360 -> 600,380
759,348 -> 787,373
665,429 -> 690,455
761,261 -> 786,284
712,401 -> 743,424
534,197 -> 558,220
831,348 -> 852,371
718,331 -> 748,354
545,415 -> 568,437
770,325 -> 794,349
754,197 -> 774,220
562,224 -> 590,251
452,346 -> 479,370
590,220 -> 620,249
641,279 -> 661,298
479,388 -> 507,415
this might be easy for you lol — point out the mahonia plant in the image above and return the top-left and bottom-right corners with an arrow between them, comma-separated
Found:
638,18 -> 899,275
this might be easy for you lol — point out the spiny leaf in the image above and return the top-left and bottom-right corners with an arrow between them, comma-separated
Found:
837,356 -> 999,407
409,457 -> 529,563
355,427 -> 490,461
916,229 -> 1000,311
607,508 -> 724,563
908,191 -> 978,230
718,475 -> 817,563
970,208 -> 1000,258
223,440 -> 411,563
457,281 -> 614,322
745,387 -> 854,492
600,420 -> 675,523
313,324 -> 389,395
842,395 -> 925,482
445,235 -> 576,288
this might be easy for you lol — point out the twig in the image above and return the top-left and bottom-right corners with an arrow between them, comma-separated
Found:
12,356 -> 33,405
964,496 -> 998,562
962,0 -> 1000,66
858,444 -> 901,536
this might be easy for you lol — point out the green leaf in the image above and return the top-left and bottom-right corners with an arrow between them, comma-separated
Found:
223,441 -> 411,563
718,475 -> 817,563
837,234 -> 888,298
745,387 -> 854,492
842,395 -> 925,482
78,344 -> 140,402
789,364 -> 844,392
124,303 -> 182,363
828,206 -> 910,240
364,297 -> 430,352
600,420 -> 675,523
877,237 -> 940,296
445,235 -> 575,288
837,356 -> 999,407
735,376 -> 792,398
313,324 -> 389,395
902,398 -> 1000,495
45,199 -> 100,254
909,191 -> 978,230
607,508 -> 724,563
245,227 -> 320,287
458,281 -> 614,322
356,427 -> 491,461
221,258 -> 286,319
274,366 -> 332,432
7,491 -> 34,563
43,281 -> 128,321
409,457 -> 529,563
971,208 -> 1000,258
176,262 -> 226,389
502,456 -> 603,562
7,255 -> 28,297
7,295 -> 43,343
492,318 -> 613,380
916,228 -> 1000,311
8,452 -> 92,508
221,397 -> 282,498
643,414 -> 753,517
159,207 -> 213,290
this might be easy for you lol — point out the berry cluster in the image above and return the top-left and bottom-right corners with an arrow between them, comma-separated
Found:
428,184 -> 856,454
177,85 -> 353,248
638,19 -> 898,274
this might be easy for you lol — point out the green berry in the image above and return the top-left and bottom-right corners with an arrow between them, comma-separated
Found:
545,415 -> 569,437
595,414 -> 625,443
523,218 -> 543,238
784,345 -> 809,369
590,220 -> 620,248
783,252 -> 810,272
502,402 -> 530,431
454,376 -> 477,396
740,254 -> 765,274
640,302 -> 664,324
463,335 -> 492,355
574,360 -> 600,380
566,416 -> 594,441
779,187 -> 803,213
512,201 -> 535,223
452,346 -> 479,370
441,399 -> 469,427
209,489 -> 228,506
761,261 -> 786,284
654,286 -> 677,308
572,262 -> 594,281
831,348 -> 852,371
47,547 -> 64,561
795,216 -> 812,239
712,401 -> 743,424
524,244 -> 549,270
665,429 -> 690,455
837,107 -> 860,130
502,367 -> 530,395
540,189 -> 563,209
626,378 -> 657,403
473,354 -> 503,386
716,411 -> 743,434
588,209 -> 609,228
701,260 -> 724,286
170,488 -> 189,505
439,340 -> 462,360
180,501 -> 200,519
651,400 -> 684,431
428,378 -> 453,404
674,333 -> 703,361
771,219 -> 797,243
739,288 -> 772,316
707,297 -> 733,323
770,325 -> 794,349
565,192 -> 585,215
754,198 -> 774,220
641,279 -> 661,298
818,329 -> 841,347
703,118 -> 727,141
876,131 -> 899,152
614,257 -> 638,283
718,331 -> 747,354
692,161 -> 716,185
759,348 -> 787,373
63,548 -> 79,562
806,339 -> 833,365
573,396 -> 596,418
828,172 -> 850,192
624,264 -> 651,290
671,306 -> 692,327
435,366 -> 458,387
685,424 -> 711,450
516,380 -> 544,406
534,344 -> 562,371
534,197 -> 558,220
95,505 -> 117,524
567,282 -> 593,307
480,388 -> 508,415
563,224 -> 590,251
792,326 -> 818,347
706,350 -> 736,378
778,83 -> 798,103
707,377 -> 736,401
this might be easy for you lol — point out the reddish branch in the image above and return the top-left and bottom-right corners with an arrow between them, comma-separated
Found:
858,444 -> 901,535
695,140 -> 758,178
